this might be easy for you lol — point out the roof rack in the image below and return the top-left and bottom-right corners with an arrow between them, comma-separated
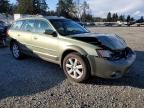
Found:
22,14 -> 43,18
14,14 -> 66,20
22,15 -> 66,19
45,16 -> 65,19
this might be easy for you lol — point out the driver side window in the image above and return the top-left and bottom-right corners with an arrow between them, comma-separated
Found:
34,20 -> 52,34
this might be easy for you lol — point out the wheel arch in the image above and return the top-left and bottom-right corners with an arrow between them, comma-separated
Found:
10,39 -> 17,50
60,45 -> 88,68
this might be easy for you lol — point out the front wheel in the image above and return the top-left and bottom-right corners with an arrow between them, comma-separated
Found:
63,52 -> 90,83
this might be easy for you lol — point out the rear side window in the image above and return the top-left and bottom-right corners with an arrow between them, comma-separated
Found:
11,21 -> 23,30
34,20 -> 52,34
21,20 -> 35,32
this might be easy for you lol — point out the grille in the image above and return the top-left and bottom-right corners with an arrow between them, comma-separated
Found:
110,47 -> 130,60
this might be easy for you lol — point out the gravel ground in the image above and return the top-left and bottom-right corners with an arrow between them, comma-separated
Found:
0,27 -> 144,108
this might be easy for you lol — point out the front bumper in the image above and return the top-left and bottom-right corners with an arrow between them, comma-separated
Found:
87,50 -> 136,79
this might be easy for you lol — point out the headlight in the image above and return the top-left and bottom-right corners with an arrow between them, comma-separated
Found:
97,50 -> 112,58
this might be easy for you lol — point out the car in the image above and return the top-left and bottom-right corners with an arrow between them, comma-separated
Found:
0,21 -> 8,46
8,16 -> 136,82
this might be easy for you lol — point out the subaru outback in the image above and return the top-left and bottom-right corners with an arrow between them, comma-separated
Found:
8,16 -> 136,82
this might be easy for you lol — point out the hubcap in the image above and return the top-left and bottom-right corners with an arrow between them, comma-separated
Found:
66,57 -> 83,79
12,44 -> 20,58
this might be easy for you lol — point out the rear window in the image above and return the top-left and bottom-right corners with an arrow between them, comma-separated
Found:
21,20 -> 35,32
11,20 -> 23,30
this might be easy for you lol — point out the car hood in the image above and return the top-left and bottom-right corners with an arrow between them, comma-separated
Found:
70,33 -> 127,50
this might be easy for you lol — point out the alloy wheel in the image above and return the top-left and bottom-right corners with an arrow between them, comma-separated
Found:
65,57 -> 83,79
12,43 -> 20,58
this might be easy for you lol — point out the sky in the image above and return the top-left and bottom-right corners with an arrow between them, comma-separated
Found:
10,0 -> 144,18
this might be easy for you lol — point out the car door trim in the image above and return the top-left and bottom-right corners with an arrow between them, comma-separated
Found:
33,50 -> 58,60
24,43 -> 57,52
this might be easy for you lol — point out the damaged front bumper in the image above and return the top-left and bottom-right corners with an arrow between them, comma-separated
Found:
87,49 -> 136,79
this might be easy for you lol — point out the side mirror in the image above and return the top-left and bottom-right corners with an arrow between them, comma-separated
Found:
45,29 -> 57,37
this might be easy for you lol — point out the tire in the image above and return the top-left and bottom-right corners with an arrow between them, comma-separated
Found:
10,41 -> 23,59
63,52 -> 90,83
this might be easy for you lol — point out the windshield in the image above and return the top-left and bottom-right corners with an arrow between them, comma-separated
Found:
49,19 -> 89,36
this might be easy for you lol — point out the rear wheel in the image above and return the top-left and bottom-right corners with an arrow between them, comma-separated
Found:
63,52 -> 90,83
10,42 -> 23,59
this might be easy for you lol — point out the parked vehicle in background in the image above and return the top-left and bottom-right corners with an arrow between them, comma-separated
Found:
8,16 -> 136,82
136,23 -> 144,27
0,21 -> 8,47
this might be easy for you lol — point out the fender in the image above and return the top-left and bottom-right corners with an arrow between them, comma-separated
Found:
59,45 -> 88,66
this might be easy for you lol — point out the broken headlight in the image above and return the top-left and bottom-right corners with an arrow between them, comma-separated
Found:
97,50 -> 113,58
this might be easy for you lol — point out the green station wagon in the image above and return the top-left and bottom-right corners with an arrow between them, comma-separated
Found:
8,16 -> 136,82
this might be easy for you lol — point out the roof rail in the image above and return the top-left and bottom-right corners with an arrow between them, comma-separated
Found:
23,14 -> 43,18
45,16 -> 65,19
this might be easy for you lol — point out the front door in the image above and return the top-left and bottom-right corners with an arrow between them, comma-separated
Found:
31,20 -> 59,63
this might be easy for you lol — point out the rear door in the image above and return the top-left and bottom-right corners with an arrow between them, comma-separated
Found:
9,20 -> 23,41
31,19 -> 59,62
19,20 -> 35,52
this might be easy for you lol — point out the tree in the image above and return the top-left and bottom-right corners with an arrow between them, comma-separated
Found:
16,0 -> 34,14
115,13 -> 118,21
56,0 -> 77,18
112,13 -> 116,21
75,0 -> 81,20
7,4 -> 16,15
80,1 -> 89,22
111,13 -> 118,22
140,16 -> 144,22
0,0 -> 10,13
16,0 -> 48,15
47,10 -> 57,16
33,0 -> 48,15
136,16 -> 144,23
130,17 -> 134,22
85,13 -> 93,22
119,15 -> 125,22
126,15 -> 131,22
107,12 -> 112,22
